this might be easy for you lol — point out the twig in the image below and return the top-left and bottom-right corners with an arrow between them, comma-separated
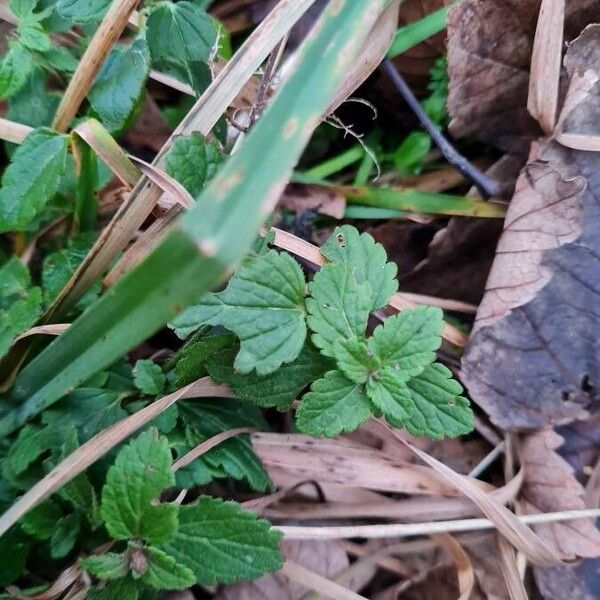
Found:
382,59 -> 500,199
278,508 -> 600,540
52,0 -> 141,132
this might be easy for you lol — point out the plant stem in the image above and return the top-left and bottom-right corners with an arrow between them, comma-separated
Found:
303,145 -> 365,181
382,59 -> 500,199
52,0 -> 140,132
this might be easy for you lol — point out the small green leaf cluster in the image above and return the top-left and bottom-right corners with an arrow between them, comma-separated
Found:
171,225 -> 473,440
76,428 -> 282,597
0,0 -> 219,136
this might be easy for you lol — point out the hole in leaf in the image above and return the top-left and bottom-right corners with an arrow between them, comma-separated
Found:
580,374 -> 593,393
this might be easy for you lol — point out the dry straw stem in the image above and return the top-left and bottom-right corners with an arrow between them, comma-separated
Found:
277,508 -> 600,541
496,535 -> 529,600
14,324 -> 69,342
0,377 -> 232,537
281,561 -> 367,600
527,0 -> 564,133
52,0 -> 141,132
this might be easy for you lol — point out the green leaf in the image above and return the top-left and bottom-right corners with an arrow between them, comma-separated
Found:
56,0 -> 111,22
81,553 -> 129,581
321,225 -> 398,310
50,513 -> 80,558
207,344 -> 331,410
8,425 -> 46,475
146,1 -> 217,65
100,429 -> 178,544
9,0 -> 36,19
296,370 -> 371,437
161,496 -> 283,586
88,577 -> 138,600
333,337 -> 379,384
42,388 -> 127,443
42,234 -> 99,309
42,46 -> 79,74
0,127 -> 69,231
172,251 -> 306,375
0,258 -> 42,359
21,500 -> 62,540
0,43 -> 34,98
404,363 -> 474,439
172,331 -> 236,387
154,56 -> 212,95
88,39 -> 151,133
19,23 -> 51,52
0,528 -> 29,586
140,546 -> 196,590
133,359 -> 166,396
366,367 -> 415,425
368,307 -> 443,378
306,263 -> 371,357
6,69 -> 61,129
165,132 -> 223,198
178,400 -> 270,492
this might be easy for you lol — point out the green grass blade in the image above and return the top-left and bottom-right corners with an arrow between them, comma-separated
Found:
0,0 -> 389,438
387,5 -> 452,59
342,185 -> 506,218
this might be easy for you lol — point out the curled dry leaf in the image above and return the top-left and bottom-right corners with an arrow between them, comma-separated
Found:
446,0 -> 600,154
215,540 -> 350,600
461,31 -> 600,430
518,430 -> 600,560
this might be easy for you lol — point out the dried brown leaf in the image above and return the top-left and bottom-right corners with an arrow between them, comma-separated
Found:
461,30 -> 600,429
518,429 -> 600,560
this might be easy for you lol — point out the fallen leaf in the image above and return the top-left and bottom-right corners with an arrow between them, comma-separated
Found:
446,0 -> 600,154
215,540 -> 349,600
534,559 -> 600,600
468,538 -> 511,600
518,430 -> 600,560
461,32 -> 600,429
278,183 -> 346,219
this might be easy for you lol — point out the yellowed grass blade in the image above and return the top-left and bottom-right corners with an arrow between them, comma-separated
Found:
527,0 -> 564,133
73,119 -> 141,188
14,324 -> 69,342
128,155 -> 195,209
433,533 -> 475,600
0,117 -> 32,144
555,132 -> 600,151
52,0 -> 141,132
281,561 -> 368,600
496,535 -> 529,600
325,0 -> 399,115
0,378 -> 232,537
172,427 -> 255,471
379,423 -> 563,566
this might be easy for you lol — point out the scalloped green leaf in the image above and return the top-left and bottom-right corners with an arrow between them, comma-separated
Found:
366,366 -> 416,425
368,306 -> 443,378
171,250 -> 307,375
0,127 -> 69,231
306,263 -> 371,358
88,38 -> 150,133
100,429 -> 177,544
140,546 -> 196,590
404,363 -> 474,439
321,225 -> 398,310
160,496 -> 283,586
296,370 -> 372,437
333,337 -> 380,384
206,344 -> 331,410
165,132 -> 223,198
